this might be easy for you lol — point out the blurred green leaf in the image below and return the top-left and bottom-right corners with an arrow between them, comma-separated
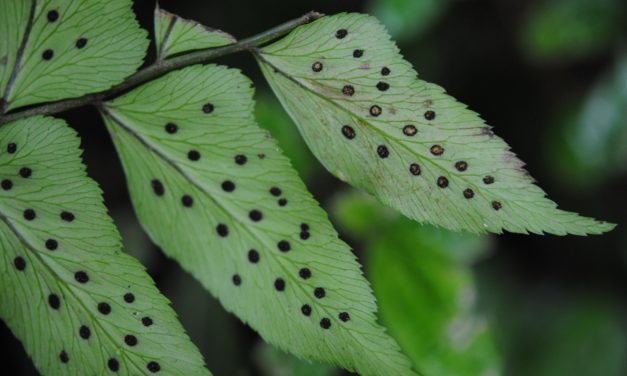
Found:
255,92 -> 318,182
332,191 -> 491,264
483,281 -> 627,376
254,343 -> 339,376
524,298 -> 627,376
520,0 -> 624,62
110,206 -> 154,267
550,52 -> 627,187
332,191 -> 501,376
368,0 -> 449,41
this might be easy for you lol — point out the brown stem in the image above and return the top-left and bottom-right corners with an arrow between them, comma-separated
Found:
0,11 -> 322,126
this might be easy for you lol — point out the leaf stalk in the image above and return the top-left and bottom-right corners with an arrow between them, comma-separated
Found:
0,11 -> 322,125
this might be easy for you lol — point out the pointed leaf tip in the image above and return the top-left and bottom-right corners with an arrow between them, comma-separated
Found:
257,12 -> 614,236
154,6 -> 236,60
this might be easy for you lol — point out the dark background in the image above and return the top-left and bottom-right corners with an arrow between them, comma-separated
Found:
3,0 -> 626,375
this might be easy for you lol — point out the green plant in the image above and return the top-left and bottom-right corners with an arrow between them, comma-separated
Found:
0,1 -> 614,375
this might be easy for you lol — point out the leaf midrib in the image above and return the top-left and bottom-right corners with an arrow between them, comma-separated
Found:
0,208 -> 149,374
255,52 -> 558,233
102,107 -> 349,314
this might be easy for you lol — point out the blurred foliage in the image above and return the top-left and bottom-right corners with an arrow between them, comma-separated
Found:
254,343 -> 339,376
549,52 -> 627,188
3,1 -> 626,375
255,92 -> 319,182
523,299 -> 626,376
367,0 -> 449,41
333,191 -> 501,376
110,206 -> 155,265
520,0 -> 625,62
480,269 -> 627,376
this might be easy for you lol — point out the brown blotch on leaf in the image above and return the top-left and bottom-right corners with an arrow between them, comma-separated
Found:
424,110 -> 436,120
353,49 -> 364,58
381,67 -> 391,76
437,176 -> 449,188
483,176 -> 495,185
336,29 -> 348,39
481,126 -> 495,137
342,85 -> 355,96
430,145 -> 444,156
463,188 -> 474,199
492,201 -> 502,210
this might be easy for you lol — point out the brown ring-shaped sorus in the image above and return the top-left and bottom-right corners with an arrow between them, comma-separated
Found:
370,105 -> 382,117
312,61 -> 323,72
430,145 -> 444,156
403,124 -> 417,136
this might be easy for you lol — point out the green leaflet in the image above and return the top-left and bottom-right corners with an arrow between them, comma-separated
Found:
368,0 -> 448,41
520,0 -> 623,62
101,64 -> 416,376
256,13 -> 614,235
0,117 -> 209,375
255,342 -> 339,376
552,52 -> 627,187
0,0 -> 148,111
333,191 -> 501,376
154,6 -> 235,60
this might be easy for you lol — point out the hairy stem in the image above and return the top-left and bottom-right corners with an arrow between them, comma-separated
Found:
0,11 -> 322,125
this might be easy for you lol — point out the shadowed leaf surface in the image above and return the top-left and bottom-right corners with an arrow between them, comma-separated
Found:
0,116 -> 209,375
101,64 -> 416,376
